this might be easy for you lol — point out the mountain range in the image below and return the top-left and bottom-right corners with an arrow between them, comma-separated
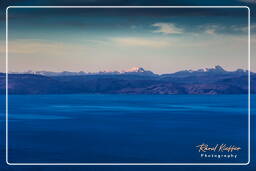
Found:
1,66 -> 254,95
9,67 -> 156,76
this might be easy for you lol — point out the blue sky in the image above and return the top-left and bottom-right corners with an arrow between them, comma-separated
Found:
0,1 -> 255,73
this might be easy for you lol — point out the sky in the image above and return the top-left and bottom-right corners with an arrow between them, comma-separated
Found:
2,6 -> 254,74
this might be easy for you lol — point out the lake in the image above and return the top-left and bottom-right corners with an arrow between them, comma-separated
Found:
0,94 -> 251,164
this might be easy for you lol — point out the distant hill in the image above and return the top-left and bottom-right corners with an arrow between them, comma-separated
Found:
1,66 -> 254,95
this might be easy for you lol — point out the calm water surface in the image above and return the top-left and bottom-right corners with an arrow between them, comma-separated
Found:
0,94 -> 252,163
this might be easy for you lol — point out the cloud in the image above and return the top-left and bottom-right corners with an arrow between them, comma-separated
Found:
152,23 -> 183,34
203,24 -> 256,35
111,37 -> 171,48
204,25 -> 224,35
205,29 -> 216,35
231,24 -> 256,33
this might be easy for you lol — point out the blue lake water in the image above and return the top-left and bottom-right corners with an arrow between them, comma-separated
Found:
0,94 -> 252,164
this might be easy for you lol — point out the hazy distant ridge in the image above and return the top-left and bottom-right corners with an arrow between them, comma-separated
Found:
1,66 -> 254,95
9,65 -> 248,77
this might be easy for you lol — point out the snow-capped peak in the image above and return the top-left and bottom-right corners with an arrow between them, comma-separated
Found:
125,67 -> 145,73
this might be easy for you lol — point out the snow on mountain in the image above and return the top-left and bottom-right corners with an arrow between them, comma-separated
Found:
124,67 -> 146,73
122,67 -> 156,76
12,67 -> 156,76
9,66 -> 248,77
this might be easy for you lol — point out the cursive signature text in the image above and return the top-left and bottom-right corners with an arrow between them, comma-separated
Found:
196,143 -> 241,153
